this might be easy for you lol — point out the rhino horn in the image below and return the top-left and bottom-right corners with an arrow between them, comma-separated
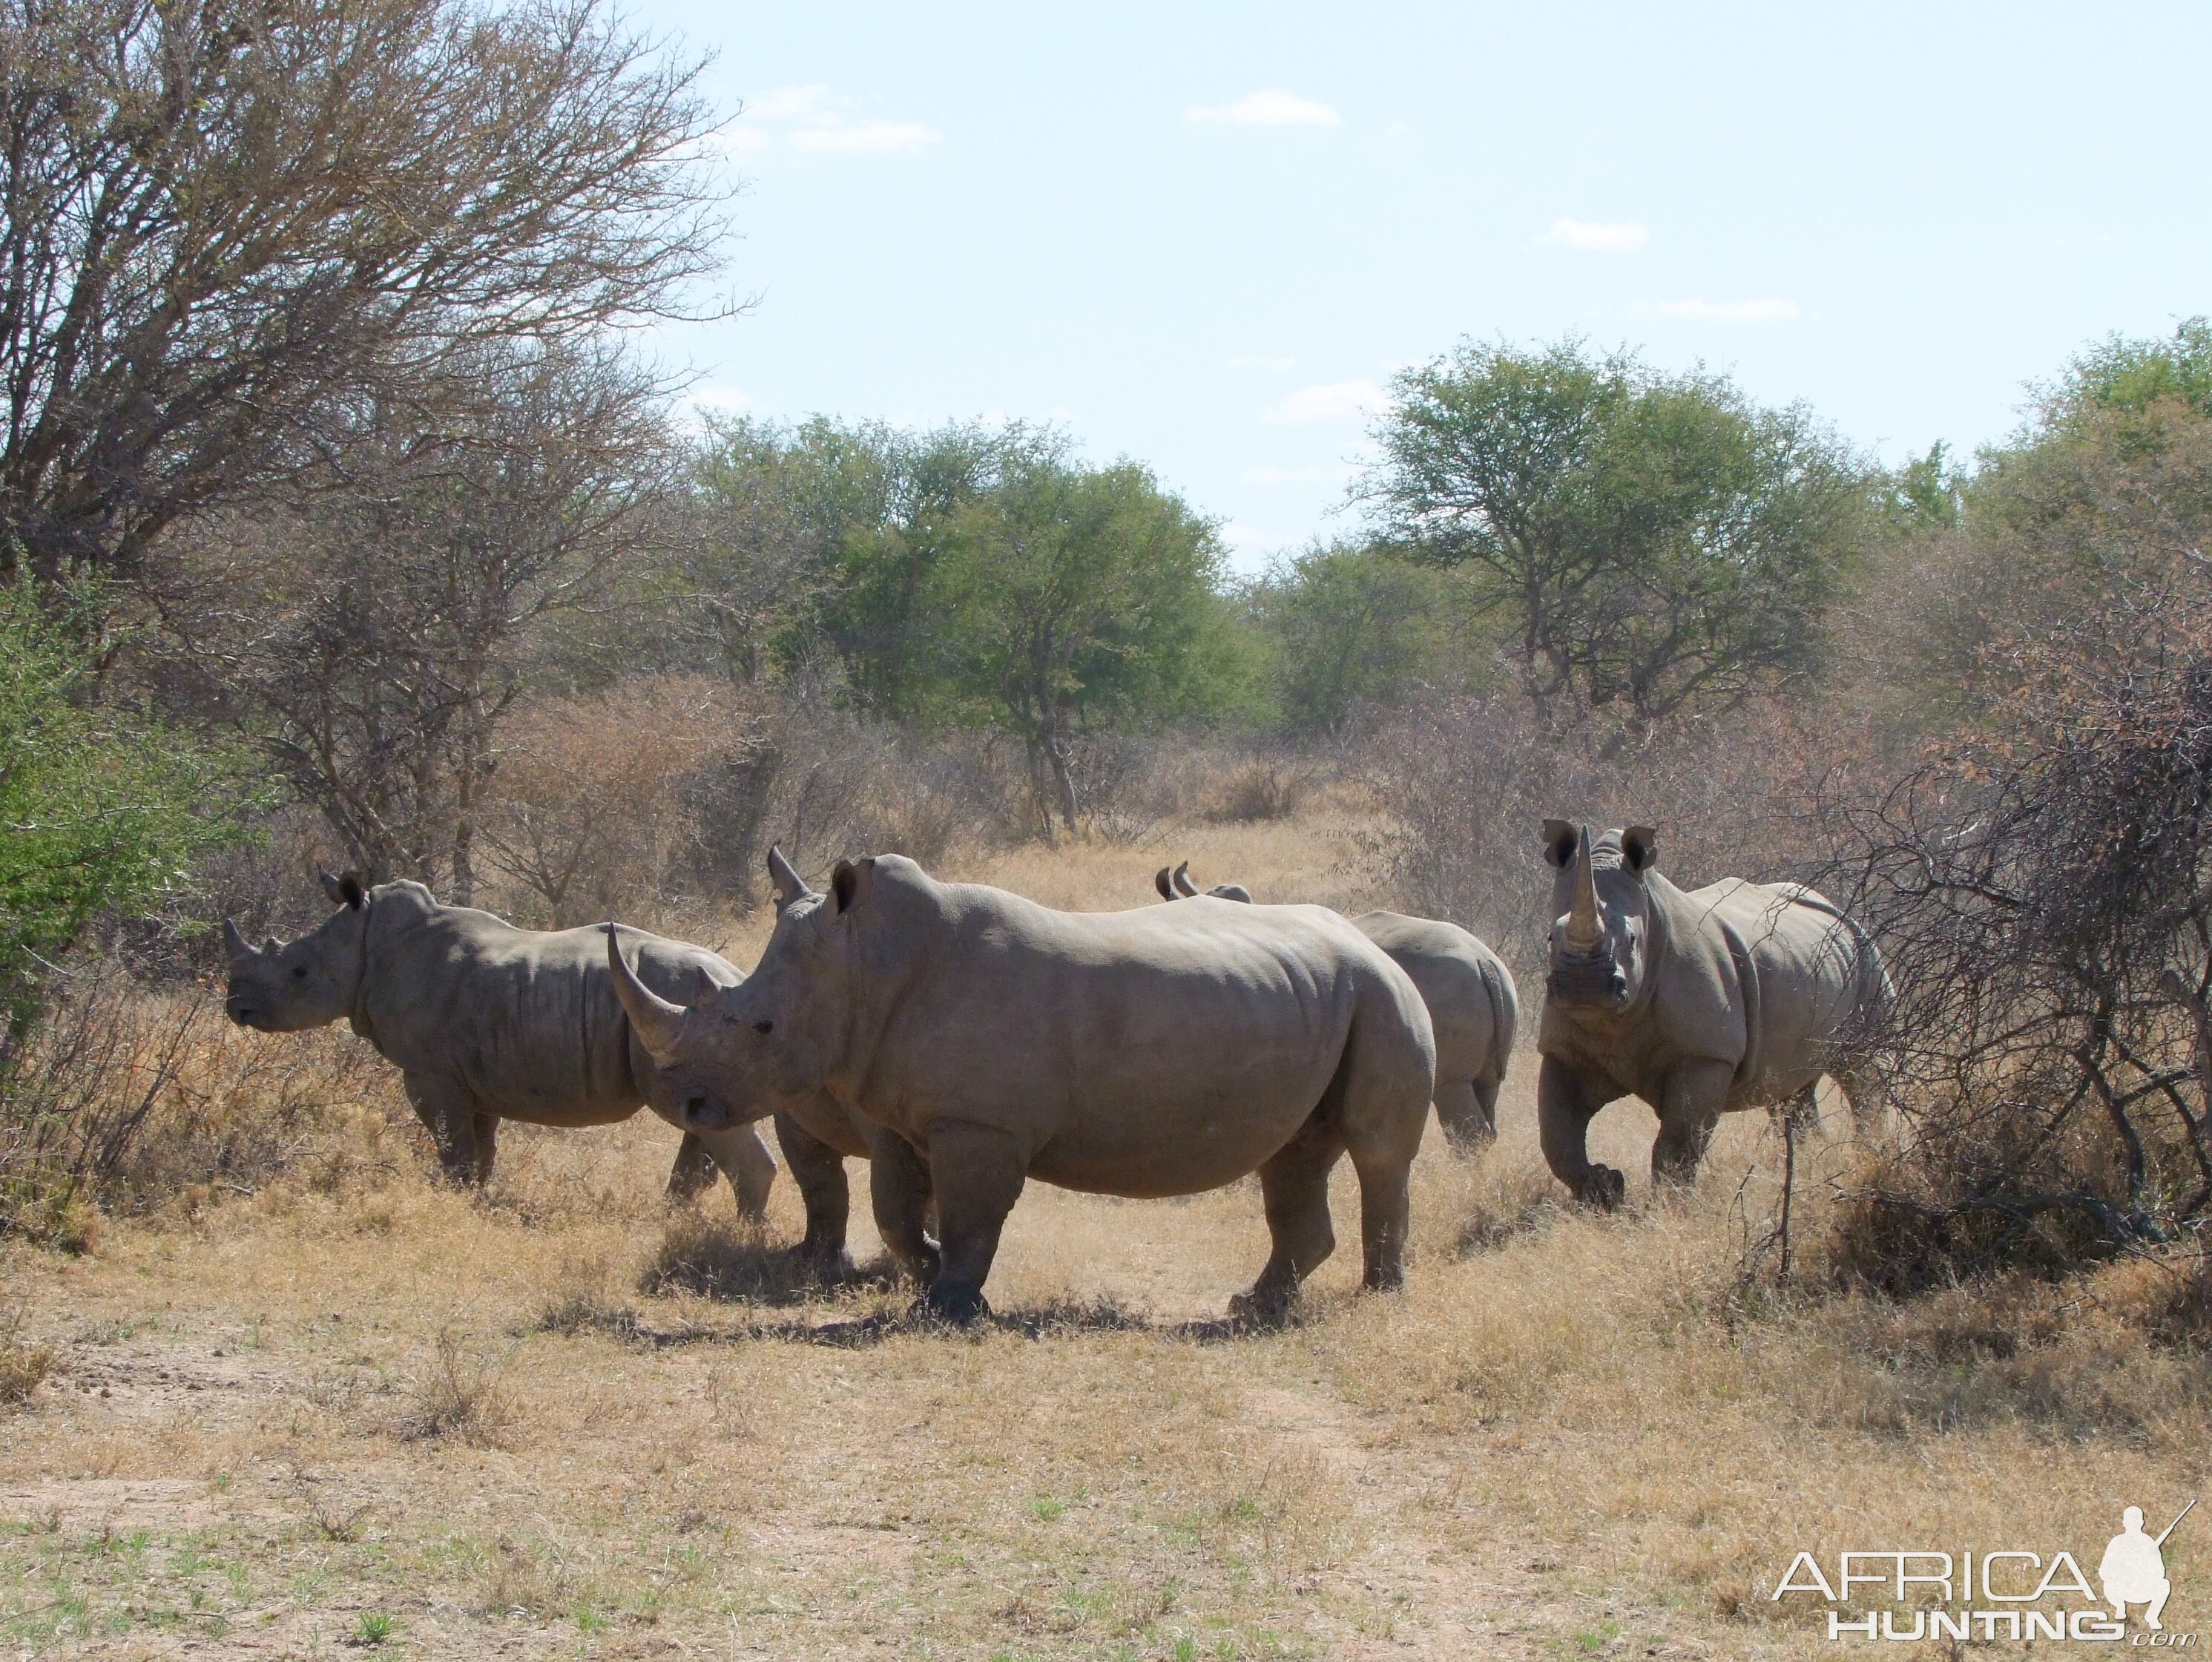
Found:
1154,866 -> 1177,902
221,919 -> 252,959
605,926 -> 688,1061
1172,861 -> 1199,898
1565,826 -> 1604,951
767,846 -> 809,905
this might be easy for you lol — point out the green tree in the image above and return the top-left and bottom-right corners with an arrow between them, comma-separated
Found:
1365,338 -> 1870,731
1248,541 -> 1460,734
0,583 -> 261,1042
2059,317 -> 2212,421
936,440 -> 1247,835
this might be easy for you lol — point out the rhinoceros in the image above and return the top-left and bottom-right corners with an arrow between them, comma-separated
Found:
1153,862 -> 1518,1147
221,870 -> 779,1218
608,849 -> 1435,1322
1535,821 -> 1889,1207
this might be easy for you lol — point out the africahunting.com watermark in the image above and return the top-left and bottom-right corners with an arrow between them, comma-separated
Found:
1774,1502 -> 2196,1643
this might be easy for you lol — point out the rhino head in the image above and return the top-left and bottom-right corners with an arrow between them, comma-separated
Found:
221,868 -> 372,1031
612,946 -> 770,1134
1153,861 -> 1254,904
608,847 -> 861,1129
1541,820 -> 1659,1014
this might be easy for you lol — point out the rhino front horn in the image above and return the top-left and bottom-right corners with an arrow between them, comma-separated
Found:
221,919 -> 251,959
1566,826 -> 1604,951
606,926 -> 689,1061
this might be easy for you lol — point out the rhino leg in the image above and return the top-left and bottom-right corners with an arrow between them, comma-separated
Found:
1434,1077 -> 1497,1151
689,1123 -> 777,1224
1830,1064 -> 1886,1137
1537,1057 -> 1625,1209
406,1074 -> 490,1187
918,1120 -> 1027,1324
774,1111 -> 854,1273
665,1133 -> 720,1203
869,1130 -> 941,1289
1471,1075 -> 1504,1140
1235,1117 -> 1345,1320
1651,1060 -> 1731,1186
470,1113 -> 500,1186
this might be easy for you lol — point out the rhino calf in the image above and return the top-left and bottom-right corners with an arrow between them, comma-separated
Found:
1155,861 -> 1518,1147
1536,822 -> 1889,1208
613,849 -> 1435,1323
222,871 -> 779,1220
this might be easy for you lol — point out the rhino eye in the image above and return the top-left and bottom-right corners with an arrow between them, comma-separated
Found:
754,1019 -> 774,1035
291,965 -> 307,980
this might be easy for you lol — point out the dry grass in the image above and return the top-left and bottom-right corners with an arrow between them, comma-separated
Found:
0,815 -> 2205,1658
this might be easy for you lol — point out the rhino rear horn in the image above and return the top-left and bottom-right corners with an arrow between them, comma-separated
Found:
768,846 -> 809,905
605,926 -> 690,1062
1565,826 -> 1604,951
1172,861 -> 1199,898
1154,866 -> 1178,902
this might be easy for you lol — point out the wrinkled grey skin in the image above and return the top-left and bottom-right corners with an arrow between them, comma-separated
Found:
1536,821 -> 1890,1209
1155,861 -> 1518,1148
222,871 -> 777,1218
612,850 -> 1435,1323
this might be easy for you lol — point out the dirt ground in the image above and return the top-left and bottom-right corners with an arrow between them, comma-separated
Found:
2,827 -> 2205,1659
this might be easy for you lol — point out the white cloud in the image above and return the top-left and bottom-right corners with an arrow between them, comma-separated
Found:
728,85 -> 941,157
1262,378 -> 1387,425
1538,218 -> 1649,254
1188,89 -> 1340,128
1227,355 -> 1296,372
1634,297 -> 1800,323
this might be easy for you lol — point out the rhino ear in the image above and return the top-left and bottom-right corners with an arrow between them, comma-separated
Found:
1541,819 -> 1579,869
767,847 -> 809,906
1154,866 -> 1176,903
830,857 -> 875,916
1622,826 -> 1659,872
338,871 -> 368,908
317,866 -> 347,906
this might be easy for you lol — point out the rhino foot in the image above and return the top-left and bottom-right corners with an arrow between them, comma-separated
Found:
1573,1165 -> 1627,1210
1227,1286 -> 1297,1328
915,1284 -> 990,1326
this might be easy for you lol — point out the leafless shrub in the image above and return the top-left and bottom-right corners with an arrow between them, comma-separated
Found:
1357,693 -> 1871,973
1207,760 -> 1316,824
401,1330 -> 515,1447
481,676 -> 764,927
1809,413 -> 2212,1288
0,960 -> 404,1242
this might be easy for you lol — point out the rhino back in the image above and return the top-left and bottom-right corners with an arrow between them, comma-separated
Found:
1669,878 -> 1878,1106
360,903 -> 671,1124
1352,911 -> 1503,1083
851,876 -> 1402,1195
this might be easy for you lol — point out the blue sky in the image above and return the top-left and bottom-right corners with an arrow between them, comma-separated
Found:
636,1 -> 2212,571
